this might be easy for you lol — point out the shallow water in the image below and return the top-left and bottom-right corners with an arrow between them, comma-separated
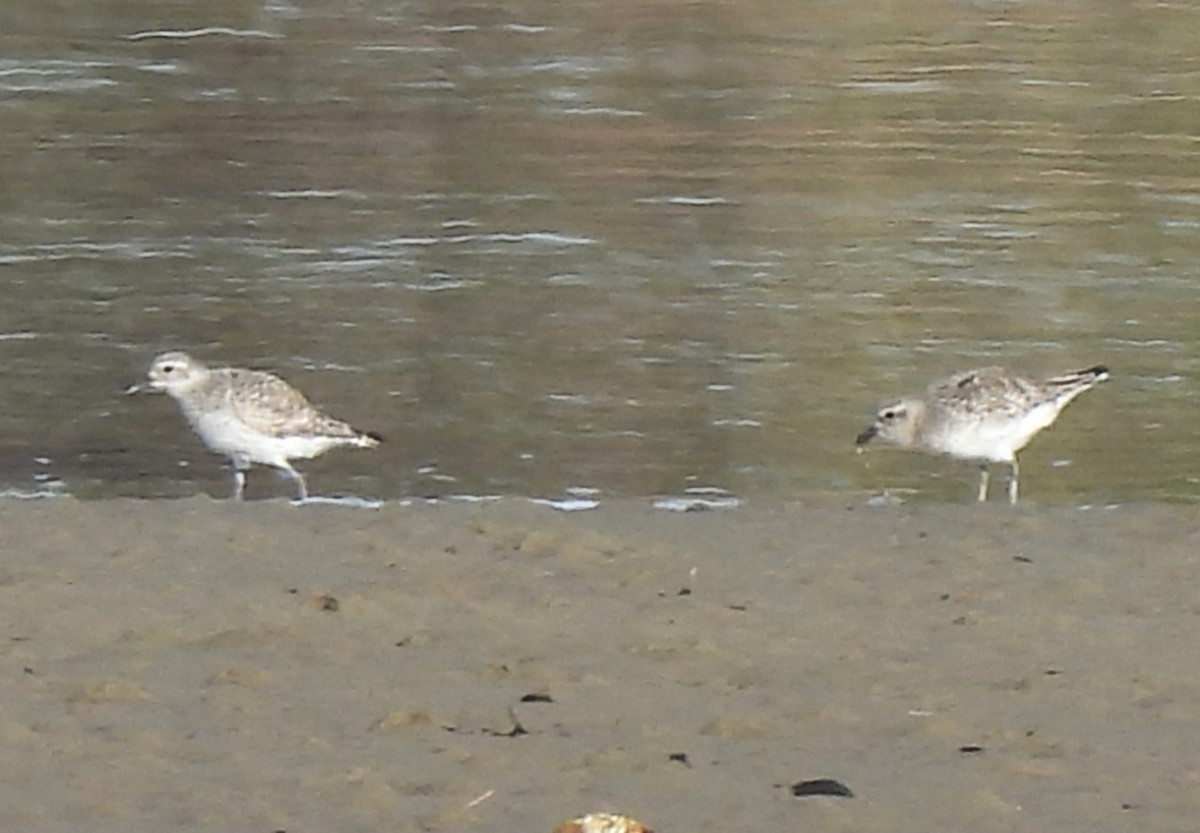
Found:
1,0 -> 1198,503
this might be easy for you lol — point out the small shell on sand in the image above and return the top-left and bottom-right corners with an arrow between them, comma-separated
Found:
552,812 -> 654,833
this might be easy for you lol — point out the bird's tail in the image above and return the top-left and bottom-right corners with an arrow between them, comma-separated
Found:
1048,365 -> 1109,389
353,430 -> 383,449
1044,366 -> 1109,404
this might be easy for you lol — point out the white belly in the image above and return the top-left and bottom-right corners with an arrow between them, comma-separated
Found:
187,410 -> 341,467
930,402 -> 1061,463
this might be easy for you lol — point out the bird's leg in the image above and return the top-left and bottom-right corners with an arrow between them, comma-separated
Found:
1007,459 -> 1019,505
232,468 -> 247,501
280,463 -> 308,503
976,464 -> 989,502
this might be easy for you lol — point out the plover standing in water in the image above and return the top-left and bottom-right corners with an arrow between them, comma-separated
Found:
856,365 -> 1108,503
139,351 -> 381,501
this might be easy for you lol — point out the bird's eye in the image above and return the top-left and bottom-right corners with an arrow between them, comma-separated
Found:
882,409 -> 896,420
162,364 -> 176,373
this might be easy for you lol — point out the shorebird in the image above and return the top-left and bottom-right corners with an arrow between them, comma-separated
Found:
856,365 -> 1108,503
136,351 -> 381,501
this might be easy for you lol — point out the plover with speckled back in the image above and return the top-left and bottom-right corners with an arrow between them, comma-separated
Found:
856,365 -> 1108,504
137,351 -> 381,501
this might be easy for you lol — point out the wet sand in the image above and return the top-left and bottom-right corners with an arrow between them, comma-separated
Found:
1,496 -> 1197,832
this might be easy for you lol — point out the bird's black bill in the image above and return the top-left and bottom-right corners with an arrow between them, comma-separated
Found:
855,425 -> 878,446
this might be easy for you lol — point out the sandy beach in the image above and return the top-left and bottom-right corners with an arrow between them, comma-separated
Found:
1,496 -> 1197,832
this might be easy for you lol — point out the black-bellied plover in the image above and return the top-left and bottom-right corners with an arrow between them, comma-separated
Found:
856,365 -> 1108,503
138,351 -> 381,501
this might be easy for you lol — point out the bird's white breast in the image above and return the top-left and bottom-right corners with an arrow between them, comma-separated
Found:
927,401 -> 1062,463
184,409 -> 341,466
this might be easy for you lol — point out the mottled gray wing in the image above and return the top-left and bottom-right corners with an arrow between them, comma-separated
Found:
226,369 -> 357,439
929,367 -> 1041,419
